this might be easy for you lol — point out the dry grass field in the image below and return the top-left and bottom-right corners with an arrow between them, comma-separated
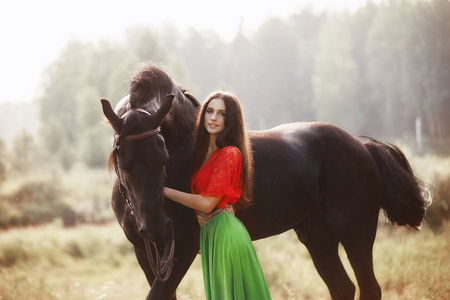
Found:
1,151 -> 449,299
0,220 -> 448,300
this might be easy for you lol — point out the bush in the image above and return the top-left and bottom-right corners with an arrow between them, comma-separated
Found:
426,172 -> 450,232
0,241 -> 30,267
0,180 -> 77,228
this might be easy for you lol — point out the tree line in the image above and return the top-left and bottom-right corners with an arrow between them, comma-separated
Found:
29,0 -> 450,171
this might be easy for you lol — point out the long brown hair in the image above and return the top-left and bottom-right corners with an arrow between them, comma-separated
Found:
190,91 -> 254,210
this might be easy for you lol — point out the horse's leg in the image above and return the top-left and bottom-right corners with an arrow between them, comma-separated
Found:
133,245 -> 166,298
339,213 -> 381,300
341,241 -> 381,300
294,214 -> 356,300
135,242 -> 199,300
146,245 -> 198,300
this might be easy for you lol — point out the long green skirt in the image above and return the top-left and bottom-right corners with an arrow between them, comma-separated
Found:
199,212 -> 272,300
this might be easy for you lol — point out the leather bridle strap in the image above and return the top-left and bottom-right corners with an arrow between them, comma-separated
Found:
114,107 -> 161,141
113,106 -> 175,282
114,127 -> 161,141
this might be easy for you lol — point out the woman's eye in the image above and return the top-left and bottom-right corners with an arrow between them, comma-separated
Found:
220,112 -> 226,117
206,108 -> 213,114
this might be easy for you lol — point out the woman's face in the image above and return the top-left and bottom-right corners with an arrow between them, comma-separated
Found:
204,98 -> 226,137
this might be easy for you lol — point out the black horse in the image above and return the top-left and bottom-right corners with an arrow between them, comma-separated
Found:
101,64 -> 428,300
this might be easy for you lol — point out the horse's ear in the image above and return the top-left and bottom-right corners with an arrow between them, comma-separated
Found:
101,99 -> 122,133
153,94 -> 175,125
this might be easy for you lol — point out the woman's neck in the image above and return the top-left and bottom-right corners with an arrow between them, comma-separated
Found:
208,135 -> 218,154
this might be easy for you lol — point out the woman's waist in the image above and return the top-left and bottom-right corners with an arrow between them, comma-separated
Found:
196,203 -> 235,227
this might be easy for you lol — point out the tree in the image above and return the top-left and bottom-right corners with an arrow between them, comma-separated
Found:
125,26 -> 168,63
76,86 -> 111,168
291,10 -> 326,122
0,138 -> 6,186
38,41 -> 136,170
365,0 -> 450,141
312,14 -> 363,134
415,0 -> 450,139
180,29 -> 227,99
350,2 -> 379,136
39,41 -> 92,170
11,130 -> 36,174
246,17 -> 300,129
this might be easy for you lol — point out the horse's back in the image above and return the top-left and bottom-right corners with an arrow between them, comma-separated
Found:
241,122 -> 381,239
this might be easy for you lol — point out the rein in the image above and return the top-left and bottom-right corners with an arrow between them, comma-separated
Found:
113,107 -> 175,282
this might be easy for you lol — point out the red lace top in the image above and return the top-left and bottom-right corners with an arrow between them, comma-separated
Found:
191,146 -> 243,211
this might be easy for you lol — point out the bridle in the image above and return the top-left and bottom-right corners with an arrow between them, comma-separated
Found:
112,107 -> 175,282
113,108 -> 160,214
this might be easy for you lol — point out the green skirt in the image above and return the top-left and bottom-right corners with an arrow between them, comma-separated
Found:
199,212 -> 272,300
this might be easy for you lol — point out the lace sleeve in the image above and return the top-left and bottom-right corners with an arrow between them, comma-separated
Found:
199,147 -> 243,204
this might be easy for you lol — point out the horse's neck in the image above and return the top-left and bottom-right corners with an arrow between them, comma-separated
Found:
161,118 -> 194,151
162,92 -> 197,186
162,123 -> 193,191
163,92 -> 198,148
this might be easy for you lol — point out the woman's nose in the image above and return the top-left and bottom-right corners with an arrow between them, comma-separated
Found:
211,113 -> 217,120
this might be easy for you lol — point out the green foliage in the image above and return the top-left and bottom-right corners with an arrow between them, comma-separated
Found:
246,17 -> 301,129
293,10 -> 325,122
0,138 -> 7,186
0,181 -> 76,228
38,41 -> 135,171
313,14 -> 363,134
75,86 -> 111,168
427,172 -> 450,232
365,0 -> 450,138
126,26 -> 168,62
10,130 -> 36,174
0,241 -> 31,267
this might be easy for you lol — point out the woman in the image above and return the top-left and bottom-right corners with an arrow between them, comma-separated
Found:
164,91 -> 271,300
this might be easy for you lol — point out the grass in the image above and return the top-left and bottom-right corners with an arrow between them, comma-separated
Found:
0,222 -> 149,300
0,221 -> 448,300
0,146 -> 448,299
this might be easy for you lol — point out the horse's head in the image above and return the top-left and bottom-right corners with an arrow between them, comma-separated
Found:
101,95 -> 174,241
102,94 -> 177,282
101,63 -> 200,282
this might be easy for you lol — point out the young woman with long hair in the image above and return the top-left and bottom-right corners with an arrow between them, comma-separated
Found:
164,91 -> 271,299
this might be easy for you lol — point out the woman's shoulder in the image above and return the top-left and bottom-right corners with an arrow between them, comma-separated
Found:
221,146 -> 241,156
217,146 -> 242,162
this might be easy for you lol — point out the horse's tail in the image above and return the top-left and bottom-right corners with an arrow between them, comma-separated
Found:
361,137 -> 429,230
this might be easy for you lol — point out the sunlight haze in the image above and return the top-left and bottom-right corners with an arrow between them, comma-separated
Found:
1,0 -> 372,104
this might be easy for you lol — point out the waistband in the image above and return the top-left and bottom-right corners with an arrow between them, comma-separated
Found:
196,203 -> 235,227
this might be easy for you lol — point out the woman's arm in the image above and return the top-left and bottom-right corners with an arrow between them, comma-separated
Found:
164,187 -> 221,213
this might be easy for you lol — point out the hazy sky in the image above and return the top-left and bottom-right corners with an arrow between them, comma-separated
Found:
0,0 -> 371,104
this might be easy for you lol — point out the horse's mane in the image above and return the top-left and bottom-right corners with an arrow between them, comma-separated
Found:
108,63 -> 200,171
129,63 -> 176,107
128,62 -> 199,134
